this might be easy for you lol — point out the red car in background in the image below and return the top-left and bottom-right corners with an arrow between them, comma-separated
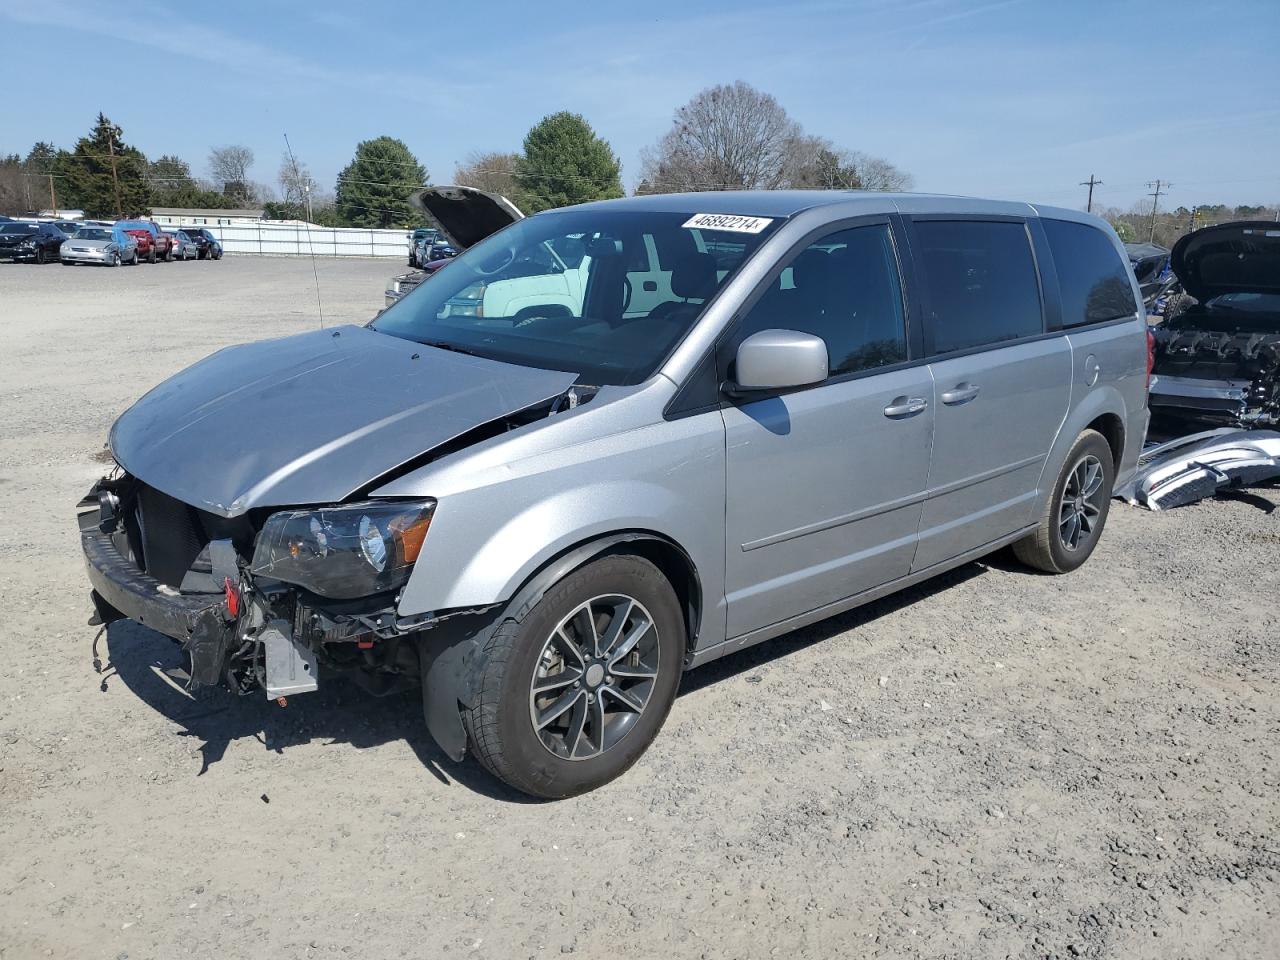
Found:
117,220 -> 174,263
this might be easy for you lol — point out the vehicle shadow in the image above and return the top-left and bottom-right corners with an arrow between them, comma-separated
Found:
96,556 -> 1000,801
96,619 -> 538,803
679,560 -> 990,695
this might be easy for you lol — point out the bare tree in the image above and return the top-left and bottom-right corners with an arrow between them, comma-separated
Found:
640,83 -> 914,195
452,151 -> 521,199
852,152 -> 914,192
278,151 -> 317,208
640,81 -> 802,192
209,145 -> 256,204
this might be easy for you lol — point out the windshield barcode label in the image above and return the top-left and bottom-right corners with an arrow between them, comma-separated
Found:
682,213 -> 773,234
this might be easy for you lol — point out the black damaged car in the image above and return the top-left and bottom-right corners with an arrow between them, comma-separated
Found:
0,220 -> 66,263
1149,221 -> 1280,431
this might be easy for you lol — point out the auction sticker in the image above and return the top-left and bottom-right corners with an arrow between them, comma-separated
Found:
682,213 -> 773,234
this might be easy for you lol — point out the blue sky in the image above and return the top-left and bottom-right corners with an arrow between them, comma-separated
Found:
2,0 -> 1277,211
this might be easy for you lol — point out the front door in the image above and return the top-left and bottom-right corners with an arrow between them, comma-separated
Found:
723,221 -> 933,638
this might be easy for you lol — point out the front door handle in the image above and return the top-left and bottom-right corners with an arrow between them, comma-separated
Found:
883,396 -> 929,419
940,383 -> 981,405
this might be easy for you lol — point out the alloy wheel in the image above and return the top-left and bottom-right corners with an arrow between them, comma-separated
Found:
1059,454 -> 1104,551
528,594 -> 660,761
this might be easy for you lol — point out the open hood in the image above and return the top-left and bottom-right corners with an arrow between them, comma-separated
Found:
109,325 -> 576,517
410,185 -> 524,250
1172,221 -> 1280,301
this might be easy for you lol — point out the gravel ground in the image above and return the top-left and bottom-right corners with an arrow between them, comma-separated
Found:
1,256 -> 1277,960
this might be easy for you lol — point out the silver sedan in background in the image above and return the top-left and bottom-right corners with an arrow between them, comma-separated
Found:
60,226 -> 138,267
170,230 -> 199,261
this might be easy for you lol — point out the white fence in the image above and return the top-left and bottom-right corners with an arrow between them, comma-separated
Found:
205,221 -> 410,258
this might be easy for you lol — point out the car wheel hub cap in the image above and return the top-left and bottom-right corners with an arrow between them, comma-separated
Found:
528,593 -> 660,761
1059,454 -> 1104,551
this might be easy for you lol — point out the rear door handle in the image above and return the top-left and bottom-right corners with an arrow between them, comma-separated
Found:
940,383 -> 981,405
883,396 -> 929,419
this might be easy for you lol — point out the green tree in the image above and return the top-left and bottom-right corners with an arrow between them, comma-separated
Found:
515,112 -> 622,212
57,114 -> 150,218
144,154 -> 234,210
334,136 -> 426,227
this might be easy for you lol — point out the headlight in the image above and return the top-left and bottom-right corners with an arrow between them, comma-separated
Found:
18,240 -> 35,249
250,500 -> 435,599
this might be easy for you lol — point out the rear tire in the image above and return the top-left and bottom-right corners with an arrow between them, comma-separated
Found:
1013,429 -> 1114,573
461,554 -> 685,799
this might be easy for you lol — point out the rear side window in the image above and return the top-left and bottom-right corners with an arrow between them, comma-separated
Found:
1043,219 -> 1138,326
914,220 -> 1042,353
739,223 -> 907,378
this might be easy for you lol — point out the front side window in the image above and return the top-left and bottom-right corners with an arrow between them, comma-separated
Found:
738,223 -> 907,378
1043,219 -> 1137,326
371,209 -> 778,385
914,220 -> 1042,353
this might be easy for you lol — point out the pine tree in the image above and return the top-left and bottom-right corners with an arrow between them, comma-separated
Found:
516,113 -> 622,212
57,114 -> 149,218
334,137 -> 426,227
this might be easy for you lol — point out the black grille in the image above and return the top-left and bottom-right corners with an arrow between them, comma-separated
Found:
135,485 -> 209,589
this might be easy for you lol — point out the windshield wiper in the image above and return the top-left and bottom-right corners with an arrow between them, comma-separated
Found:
414,338 -> 487,358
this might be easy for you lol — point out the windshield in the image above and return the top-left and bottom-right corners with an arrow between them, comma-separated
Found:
1,223 -> 36,234
73,228 -> 112,241
371,208 -> 778,385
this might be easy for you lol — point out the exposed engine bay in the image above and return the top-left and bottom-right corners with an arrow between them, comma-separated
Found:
1148,220 -> 1280,433
1149,306 -> 1280,428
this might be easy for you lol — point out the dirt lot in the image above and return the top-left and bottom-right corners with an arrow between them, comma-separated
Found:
1,256 -> 1277,960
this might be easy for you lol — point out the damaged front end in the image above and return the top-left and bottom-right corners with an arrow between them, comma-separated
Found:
78,472 -> 456,703
1149,322 -> 1280,429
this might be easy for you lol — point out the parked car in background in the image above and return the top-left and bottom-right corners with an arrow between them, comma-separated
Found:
180,227 -> 223,260
407,227 -> 441,267
52,220 -> 83,237
0,221 -> 66,263
1125,241 -> 1181,315
81,191 -> 1148,798
170,230 -> 199,261
384,185 -> 523,306
384,257 -> 453,307
118,219 -> 174,263
1149,221 -> 1280,431
60,224 -> 139,266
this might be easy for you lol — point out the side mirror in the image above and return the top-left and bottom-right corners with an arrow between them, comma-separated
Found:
728,329 -> 828,394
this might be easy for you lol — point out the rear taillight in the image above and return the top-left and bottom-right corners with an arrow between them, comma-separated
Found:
1145,328 -> 1156,391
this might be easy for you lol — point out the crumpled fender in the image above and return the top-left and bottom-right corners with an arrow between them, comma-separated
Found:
418,532 -> 672,761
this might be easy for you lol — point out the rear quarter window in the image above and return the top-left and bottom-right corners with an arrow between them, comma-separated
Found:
1043,219 -> 1138,327
913,220 -> 1043,353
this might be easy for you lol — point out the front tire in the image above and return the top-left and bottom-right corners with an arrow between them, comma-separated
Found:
35,247 -> 47,264
1013,429 -> 1114,573
461,554 -> 684,799
147,248 -> 156,263
110,251 -> 121,267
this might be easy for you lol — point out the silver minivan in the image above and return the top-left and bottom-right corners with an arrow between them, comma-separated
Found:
79,192 -> 1150,797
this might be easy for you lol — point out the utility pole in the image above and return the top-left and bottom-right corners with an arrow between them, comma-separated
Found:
48,173 -> 57,217
107,131 -> 124,219
1146,179 -> 1169,242
1079,174 -> 1102,212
